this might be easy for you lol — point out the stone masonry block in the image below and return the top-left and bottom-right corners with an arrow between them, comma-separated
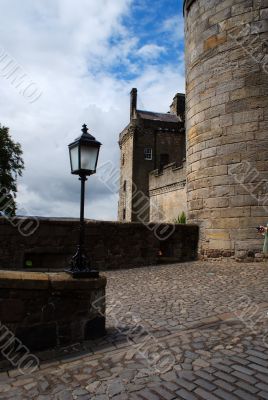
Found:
209,185 -> 236,197
226,122 -> 258,134
209,7 -> 231,26
203,24 -> 220,40
211,93 -> 230,107
206,229 -> 231,241
204,197 -> 229,208
188,199 -> 204,210
216,79 -> 244,95
231,1 -> 253,17
233,109 -> 263,124
201,147 -> 217,159
251,206 -> 268,216
211,218 -> 240,229
204,33 -> 227,50
230,86 -> 260,101
222,132 -> 255,145
251,20 -> 268,34
216,0 -> 236,13
239,216 -> 268,228
229,195 -> 259,207
219,11 -> 259,31
260,8 -> 268,19
207,153 -> 241,168
204,104 -> 226,119
219,207 -> 251,218
217,142 -> 246,155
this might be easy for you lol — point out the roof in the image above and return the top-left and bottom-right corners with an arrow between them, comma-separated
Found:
136,110 -> 179,123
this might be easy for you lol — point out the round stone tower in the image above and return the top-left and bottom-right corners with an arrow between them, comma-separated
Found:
184,0 -> 268,258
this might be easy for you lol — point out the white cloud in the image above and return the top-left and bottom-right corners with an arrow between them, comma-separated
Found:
160,15 -> 185,43
136,44 -> 166,59
0,0 -> 185,221
138,67 -> 184,111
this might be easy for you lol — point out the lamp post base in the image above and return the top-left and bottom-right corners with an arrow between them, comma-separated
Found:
65,246 -> 99,279
65,268 -> 99,279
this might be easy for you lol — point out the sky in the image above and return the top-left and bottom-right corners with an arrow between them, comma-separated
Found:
0,0 -> 185,221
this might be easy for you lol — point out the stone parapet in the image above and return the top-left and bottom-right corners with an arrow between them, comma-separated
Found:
149,162 -> 187,222
149,161 -> 186,194
0,217 -> 199,270
0,270 -> 106,369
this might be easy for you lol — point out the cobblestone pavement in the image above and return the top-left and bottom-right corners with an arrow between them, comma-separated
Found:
1,260 -> 268,399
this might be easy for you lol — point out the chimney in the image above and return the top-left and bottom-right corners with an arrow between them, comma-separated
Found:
130,88 -> 137,120
170,93 -> 185,121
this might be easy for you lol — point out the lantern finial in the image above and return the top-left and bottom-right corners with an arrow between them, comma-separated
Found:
82,124 -> 88,134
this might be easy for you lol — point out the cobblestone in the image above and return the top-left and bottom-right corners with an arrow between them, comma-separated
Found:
0,260 -> 267,399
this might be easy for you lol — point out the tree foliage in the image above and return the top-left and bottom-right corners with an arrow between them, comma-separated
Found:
0,125 -> 24,215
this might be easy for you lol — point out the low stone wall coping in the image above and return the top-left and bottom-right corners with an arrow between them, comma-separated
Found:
0,270 -> 107,290
0,218 -> 198,271
0,269 -> 107,362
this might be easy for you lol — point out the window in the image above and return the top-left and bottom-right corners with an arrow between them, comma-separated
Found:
123,180 -> 127,192
122,154 -> 125,165
144,148 -> 152,160
123,208 -> 126,220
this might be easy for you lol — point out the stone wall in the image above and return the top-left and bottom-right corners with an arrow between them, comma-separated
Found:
118,127 -> 134,222
184,0 -> 268,257
0,270 -> 106,370
0,217 -> 199,271
149,162 -> 187,222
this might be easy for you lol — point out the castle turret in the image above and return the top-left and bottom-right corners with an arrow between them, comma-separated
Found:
184,0 -> 268,258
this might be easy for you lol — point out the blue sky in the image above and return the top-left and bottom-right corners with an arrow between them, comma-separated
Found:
0,0 -> 185,220
108,0 -> 185,81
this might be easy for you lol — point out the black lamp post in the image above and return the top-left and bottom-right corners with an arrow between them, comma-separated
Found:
66,124 -> 102,278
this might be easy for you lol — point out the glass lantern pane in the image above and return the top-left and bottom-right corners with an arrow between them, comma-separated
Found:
70,145 -> 79,172
81,145 -> 98,171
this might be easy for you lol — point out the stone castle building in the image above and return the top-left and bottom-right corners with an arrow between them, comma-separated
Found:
118,88 -> 187,223
184,0 -> 268,257
119,0 -> 268,258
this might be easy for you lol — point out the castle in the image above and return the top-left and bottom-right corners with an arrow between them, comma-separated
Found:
119,0 -> 268,259
118,89 -> 187,224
